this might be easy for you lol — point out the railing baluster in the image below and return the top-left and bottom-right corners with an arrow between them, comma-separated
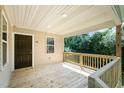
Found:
97,57 -> 99,69
91,57 -> 93,68
101,58 -> 103,67
103,58 -> 104,66
87,56 -> 89,67
88,56 -> 90,67
89,56 -> 91,67
104,58 -> 106,66
83,56 -> 84,66
114,64 -> 117,86
92,57 -> 94,68
113,65 -> 116,87
115,63 -> 117,86
84,56 -> 85,66
82,55 -> 83,66
80,55 -> 83,67
85,56 -> 86,66
116,61 -> 119,87
106,71 -> 109,86
93,57 -> 95,68
95,57 -> 96,69
86,56 -> 87,66
99,57 -> 101,69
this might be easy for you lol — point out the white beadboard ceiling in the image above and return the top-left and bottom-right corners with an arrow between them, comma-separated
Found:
4,5 -> 122,36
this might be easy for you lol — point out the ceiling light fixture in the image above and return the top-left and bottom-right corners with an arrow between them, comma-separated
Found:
62,14 -> 67,18
47,25 -> 51,28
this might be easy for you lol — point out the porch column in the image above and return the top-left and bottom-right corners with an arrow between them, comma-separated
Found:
116,25 -> 122,57
116,25 -> 122,87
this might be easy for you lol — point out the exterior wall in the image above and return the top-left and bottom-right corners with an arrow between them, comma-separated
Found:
13,26 -> 64,67
0,6 -> 13,87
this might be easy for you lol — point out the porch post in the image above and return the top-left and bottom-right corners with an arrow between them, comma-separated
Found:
116,25 -> 122,87
80,55 -> 83,67
116,25 -> 122,57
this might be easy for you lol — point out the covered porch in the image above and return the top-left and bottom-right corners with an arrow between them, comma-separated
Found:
0,5 -> 124,88
9,52 -> 121,88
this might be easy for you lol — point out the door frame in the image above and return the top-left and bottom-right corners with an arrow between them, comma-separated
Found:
12,32 -> 34,71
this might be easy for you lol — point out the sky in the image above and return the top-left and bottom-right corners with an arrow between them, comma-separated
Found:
87,27 -> 115,37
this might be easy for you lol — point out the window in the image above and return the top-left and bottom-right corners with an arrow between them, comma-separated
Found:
2,42 -> 7,66
47,37 -> 54,53
0,10 -> 8,70
2,15 -> 7,66
2,32 -> 7,41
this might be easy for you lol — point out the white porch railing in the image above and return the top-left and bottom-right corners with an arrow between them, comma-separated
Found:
64,52 -> 115,70
63,52 -> 121,88
88,57 -> 121,88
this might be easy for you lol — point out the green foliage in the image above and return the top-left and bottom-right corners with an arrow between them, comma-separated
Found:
64,28 -> 116,56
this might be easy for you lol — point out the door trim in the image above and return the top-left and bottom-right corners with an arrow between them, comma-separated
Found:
12,32 -> 34,71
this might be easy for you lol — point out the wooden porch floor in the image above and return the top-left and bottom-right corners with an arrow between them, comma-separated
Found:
9,63 -> 95,88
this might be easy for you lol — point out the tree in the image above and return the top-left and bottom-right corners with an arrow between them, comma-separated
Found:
64,28 -> 116,56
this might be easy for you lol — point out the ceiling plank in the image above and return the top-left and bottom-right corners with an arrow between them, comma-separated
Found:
4,5 -> 120,35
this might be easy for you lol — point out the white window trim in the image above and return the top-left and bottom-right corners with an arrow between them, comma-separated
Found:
47,36 -> 55,54
0,9 -> 8,71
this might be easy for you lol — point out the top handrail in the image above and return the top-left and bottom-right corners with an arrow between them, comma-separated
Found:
64,52 -> 116,58
89,57 -> 120,78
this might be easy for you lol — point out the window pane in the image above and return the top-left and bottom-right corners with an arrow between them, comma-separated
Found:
2,32 -> 7,41
47,37 -> 54,45
47,46 -> 54,53
2,42 -> 7,66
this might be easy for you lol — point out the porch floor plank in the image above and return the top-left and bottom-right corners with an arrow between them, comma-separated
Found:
9,63 -> 90,88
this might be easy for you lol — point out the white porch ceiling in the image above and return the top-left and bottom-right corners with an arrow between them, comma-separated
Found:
4,5 -> 122,36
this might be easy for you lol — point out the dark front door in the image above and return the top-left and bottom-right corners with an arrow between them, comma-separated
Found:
15,34 -> 32,69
